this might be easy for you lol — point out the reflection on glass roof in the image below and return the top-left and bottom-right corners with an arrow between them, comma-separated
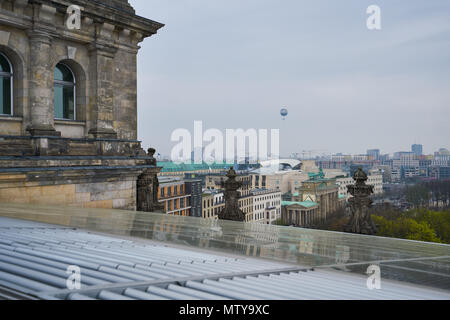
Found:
0,203 -> 449,291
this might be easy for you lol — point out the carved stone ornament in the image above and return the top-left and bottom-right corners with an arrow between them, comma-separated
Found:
217,167 -> 246,221
344,167 -> 378,235
136,148 -> 164,212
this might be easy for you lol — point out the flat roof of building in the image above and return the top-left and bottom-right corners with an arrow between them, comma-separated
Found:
159,162 -> 234,173
281,201 -> 319,208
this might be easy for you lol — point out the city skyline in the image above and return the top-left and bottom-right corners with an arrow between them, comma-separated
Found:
131,0 -> 450,157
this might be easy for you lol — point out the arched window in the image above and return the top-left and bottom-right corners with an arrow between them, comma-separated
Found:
0,52 -> 13,115
54,63 -> 75,120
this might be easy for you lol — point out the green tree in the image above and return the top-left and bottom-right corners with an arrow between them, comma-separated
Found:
372,215 -> 441,243
414,209 -> 450,243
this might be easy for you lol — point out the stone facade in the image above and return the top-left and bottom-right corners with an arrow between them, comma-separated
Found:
0,176 -> 137,209
281,202 -> 320,227
295,177 -> 342,223
0,0 -> 164,210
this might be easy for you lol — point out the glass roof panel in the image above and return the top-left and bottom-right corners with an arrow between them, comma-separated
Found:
0,203 -> 449,290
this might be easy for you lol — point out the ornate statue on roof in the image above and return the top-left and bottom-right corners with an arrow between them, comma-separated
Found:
137,148 -> 164,213
344,167 -> 378,235
147,148 -> 157,166
217,167 -> 246,221
308,168 -> 325,181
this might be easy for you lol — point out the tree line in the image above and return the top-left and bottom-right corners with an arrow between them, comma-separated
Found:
404,179 -> 450,209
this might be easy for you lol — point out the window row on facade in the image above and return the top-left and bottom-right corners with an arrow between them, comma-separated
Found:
159,184 -> 185,198
0,52 -> 75,120
166,198 -> 188,211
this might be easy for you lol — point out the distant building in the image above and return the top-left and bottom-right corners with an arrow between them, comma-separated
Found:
184,178 -> 202,217
371,165 -> 392,183
379,154 -> 390,163
158,177 -> 191,216
201,190 -> 224,219
435,148 -> 450,156
250,170 -> 309,194
432,154 -> 450,167
391,167 -> 402,182
336,174 -> 383,200
158,162 -> 233,177
203,173 -> 254,220
429,167 -> 450,180
202,173 -> 282,224
239,195 -> 254,222
281,201 -> 320,227
293,171 -> 343,223
402,167 -> 420,180
251,189 -> 281,224
352,155 -> 370,161
367,149 -> 380,160
393,152 -> 417,160
205,173 -> 251,196
418,160 -> 432,177
412,144 -> 423,156
392,159 -> 420,168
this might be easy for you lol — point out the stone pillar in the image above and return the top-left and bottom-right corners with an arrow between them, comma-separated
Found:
88,23 -> 118,139
26,30 -> 60,136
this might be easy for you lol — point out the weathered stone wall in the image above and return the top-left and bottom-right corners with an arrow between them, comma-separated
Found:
0,168 -> 139,210
0,135 -> 145,157
113,49 -> 138,140
0,179 -> 136,210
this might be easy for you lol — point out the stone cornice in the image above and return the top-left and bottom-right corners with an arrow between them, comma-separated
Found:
88,42 -> 118,58
1,1 -> 162,49
33,0 -> 164,38
26,29 -> 53,44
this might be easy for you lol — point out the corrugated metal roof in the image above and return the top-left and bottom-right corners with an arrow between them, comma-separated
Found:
1,217 -> 449,300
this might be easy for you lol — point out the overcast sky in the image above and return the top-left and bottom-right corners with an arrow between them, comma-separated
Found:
129,0 -> 450,157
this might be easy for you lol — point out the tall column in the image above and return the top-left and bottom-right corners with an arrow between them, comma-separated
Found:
26,30 -> 60,136
88,23 -> 118,139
